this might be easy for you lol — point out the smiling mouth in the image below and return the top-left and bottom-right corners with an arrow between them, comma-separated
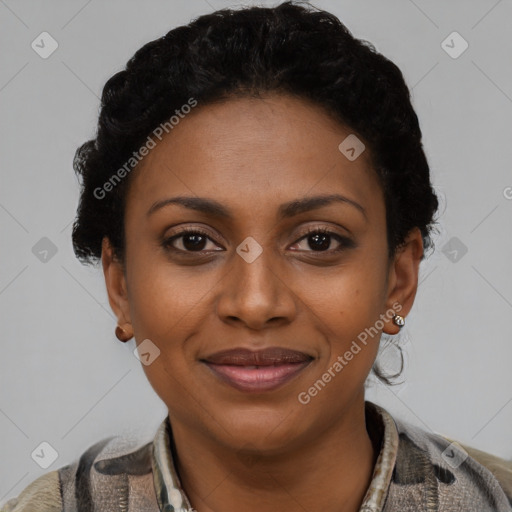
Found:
201,347 -> 313,393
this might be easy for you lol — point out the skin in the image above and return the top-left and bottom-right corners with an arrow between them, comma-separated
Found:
102,93 -> 423,512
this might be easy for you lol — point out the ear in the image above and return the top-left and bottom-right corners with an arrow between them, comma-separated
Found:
383,227 -> 424,335
101,237 -> 132,328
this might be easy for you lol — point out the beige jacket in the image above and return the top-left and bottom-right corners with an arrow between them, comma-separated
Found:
1,401 -> 511,512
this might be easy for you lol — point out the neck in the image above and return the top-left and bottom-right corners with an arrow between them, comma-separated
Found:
169,398 -> 378,512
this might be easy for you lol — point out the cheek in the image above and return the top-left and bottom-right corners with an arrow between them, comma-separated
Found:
127,269 -> 205,410
296,279 -> 382,415
126,256 -> 217,340
295,256 -> 386,384
299,255 -> 386,332
125,260 -> 223,404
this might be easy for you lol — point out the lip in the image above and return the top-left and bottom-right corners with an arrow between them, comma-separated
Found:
201,347 -> 313,393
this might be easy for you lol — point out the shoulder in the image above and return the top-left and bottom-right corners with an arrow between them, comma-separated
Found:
0,471 -> 61,512
443,435 -> 512,502
388,413 -> 512,510
1,433 -> 157,512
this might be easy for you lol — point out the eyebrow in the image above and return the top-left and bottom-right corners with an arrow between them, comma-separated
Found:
147,194 -> 367,221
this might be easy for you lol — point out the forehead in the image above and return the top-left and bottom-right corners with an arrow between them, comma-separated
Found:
125,94 -> 382,221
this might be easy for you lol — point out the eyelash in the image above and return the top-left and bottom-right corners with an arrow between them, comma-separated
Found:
162,226 -> 353,256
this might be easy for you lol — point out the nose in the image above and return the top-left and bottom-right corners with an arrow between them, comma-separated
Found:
215,243 -> 297,331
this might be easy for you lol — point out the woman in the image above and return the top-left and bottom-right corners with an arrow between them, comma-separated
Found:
2,2 -> 511,511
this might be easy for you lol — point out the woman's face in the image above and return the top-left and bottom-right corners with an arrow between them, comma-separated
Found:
103,93 -> 422,453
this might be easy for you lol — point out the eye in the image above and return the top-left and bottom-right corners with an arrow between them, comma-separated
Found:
162,227 -> 223,253
290,227 -> 353,254
162,226 -> 354,255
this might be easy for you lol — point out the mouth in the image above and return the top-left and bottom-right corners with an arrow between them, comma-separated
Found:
200,347 -> 314,393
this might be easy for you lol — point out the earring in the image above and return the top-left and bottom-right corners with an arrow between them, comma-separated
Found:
392,314 -> 405,329
115,325 -> 133,343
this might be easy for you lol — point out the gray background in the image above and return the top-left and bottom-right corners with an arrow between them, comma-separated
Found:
1,0 -> 511,502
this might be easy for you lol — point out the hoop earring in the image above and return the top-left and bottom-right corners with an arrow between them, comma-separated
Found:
392,314 -> 405,329
115,325 -> 132,343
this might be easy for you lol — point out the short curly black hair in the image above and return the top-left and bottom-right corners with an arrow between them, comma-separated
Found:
71,0 -> 439,385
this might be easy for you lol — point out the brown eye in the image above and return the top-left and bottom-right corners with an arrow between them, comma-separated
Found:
162,228 -> 222,253
291,227 -> 354,254
162,226 -> 354,257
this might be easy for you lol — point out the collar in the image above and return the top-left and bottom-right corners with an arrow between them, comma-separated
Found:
359,401 -> 400,511
151,400 -> 399,512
